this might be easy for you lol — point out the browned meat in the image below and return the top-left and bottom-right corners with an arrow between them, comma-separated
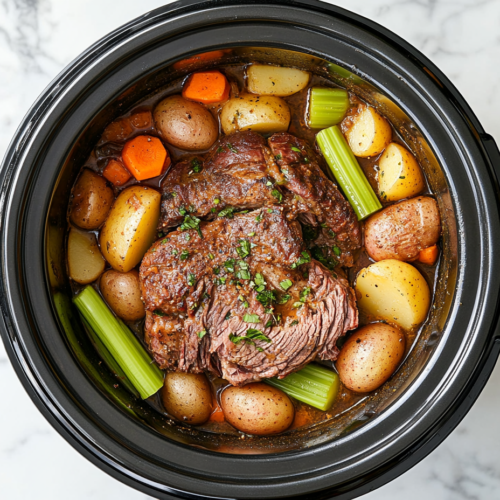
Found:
140,208 -> 358,386
158,131 -> 361,266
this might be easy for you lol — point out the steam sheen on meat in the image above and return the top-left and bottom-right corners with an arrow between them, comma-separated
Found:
140,208 -> 358,386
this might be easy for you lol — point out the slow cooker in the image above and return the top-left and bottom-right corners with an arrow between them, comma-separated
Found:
1,0 -> 500,498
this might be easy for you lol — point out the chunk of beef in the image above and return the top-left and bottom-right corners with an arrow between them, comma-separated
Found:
140,209 -> 358,386
158,131 -> 360,266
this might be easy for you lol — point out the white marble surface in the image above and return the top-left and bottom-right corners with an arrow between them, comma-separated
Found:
1,0 -> 499,498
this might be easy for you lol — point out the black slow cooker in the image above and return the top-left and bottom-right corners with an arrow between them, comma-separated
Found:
1,1 -> 500,498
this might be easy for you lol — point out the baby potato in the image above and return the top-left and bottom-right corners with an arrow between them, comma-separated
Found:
100,269 -> 145,321
364,196 -> 441,262
356,259 -> 431,330
336,323 -> 406,393
162,372 -> 213,425
154,95 -> 218,151
67,226 -> 105,284
221,383 -> 294,435
70,169 -> 114,230
246,65 -> 310,96
99,186 -> 160,273
344,105 -> 392,158
378,143 -> 425,201
220,94 -> 291,135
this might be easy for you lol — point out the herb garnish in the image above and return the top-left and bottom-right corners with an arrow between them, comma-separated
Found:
275,153 -> 282,161
180,249 -> 189,260
229,328 -> 271,351
153,309 -> 165,317
277,293 -> 291,304
236,239 -> 251,259
290,320 -> 299,326
227,143 -> 238,153
216,146 -> 225,154
179,206 -> 187,216
187,273 -> 196,287
255,212 -> 263,223
191,158 -> 202,173
197,330 -> 207,339
333,246 -> 341,256
280,279 -> 293,291
217,206 -> 236,218
271,189 -> 283,203
180,214 -> 203,238
243,313 -> 261,323
256,289 -> 276,307
311,246 -> 338,272
290,251 -> 311,269
291,146 -> 301,152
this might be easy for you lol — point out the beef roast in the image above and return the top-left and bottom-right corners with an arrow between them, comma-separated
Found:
159,131 -> 361,266
140,208 -> 358,386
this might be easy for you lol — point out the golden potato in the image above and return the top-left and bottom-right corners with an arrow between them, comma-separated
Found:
100,269 -> 145,321
355,259 -> 431,330
364,196 -> 441,262
154,95 -> 218,151
378,143 -> 425,201
99,186 -> 160,273
336,323 -> 406,393
344,105 -> 392,158
162,372 -> 212,425
246,65 -> 310,96
220,94 -> 291,135
221,383 -> 294,435
67,226 -> 105,284
70,169 -> 114,230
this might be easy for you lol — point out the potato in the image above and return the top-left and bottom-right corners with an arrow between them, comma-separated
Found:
221,383 -> 294,435
220,94 -> 291,135
364,196 -> 441,262
355,260 -> 431,330
336,323 -> 405,393
161,372 -> 212,425
100,269 -> 145,321
246,65 -> 310,96
67,226 -> 105,284
344,105 -> 392,158
378,143 -> 425,201
153,95 -> 218,151
99,186 -> 160,273
70,169 -> 114,230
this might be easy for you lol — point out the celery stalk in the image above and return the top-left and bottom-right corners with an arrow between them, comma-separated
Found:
317,125 -> 382,220
73,286 -> 163,399
265,364 -> 340,411
308,88 -> 349,129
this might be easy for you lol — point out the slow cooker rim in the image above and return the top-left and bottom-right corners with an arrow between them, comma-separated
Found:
1,1 -> 500,499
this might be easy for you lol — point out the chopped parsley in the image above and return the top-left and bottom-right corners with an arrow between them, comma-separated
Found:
216,146 -> 225,154
180,249 -> 189,260
161,239 -> 168,244
208,253 -> 214,260
291,146 -> 301,152
254,273 -> 266,286
224,259 -> 235,273
213,267 -> 220,275
172,249 -> 179,256
227,143 -> 238,153
153,309 -> 165,317
290,251 -> 311,269
236,269 -> 251,280
229,328 -> 271,351
275,153 -> 282,161
399,176 -> 406,179
191,158 -> 202,173
290,320 -> 299,326
293,302 -> 303,309
256,289 -> 276,307
255,212 -> 263,223
248,231 -> 255,237
225,312 -> 231,321
280,279 -> 293,291
299,287 -> 311,303
187,273 -> 196,287
277,293 -> 291,304
271,189 -> 283,203
311,246 -> 338,272
197,330 -> 207,339
213,198 -> 220,204
333,245 -> 341,256
179,206 -> 187,216
180,214 -> 203,238
243,313 -> 261,323
217,206 -> 236,218
236,239 -> 251,259
265,319 -> 273,328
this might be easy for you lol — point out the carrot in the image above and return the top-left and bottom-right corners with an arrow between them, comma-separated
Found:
121,135 -> 170,181
102,159 -> 132,186
418,244 -> 439,265
209,397 -> 225,423
182,71 -> 230,104
173,49 -> 230,71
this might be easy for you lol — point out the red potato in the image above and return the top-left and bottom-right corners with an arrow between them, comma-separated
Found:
364,196 -> 441,262
336,323 -> 406,393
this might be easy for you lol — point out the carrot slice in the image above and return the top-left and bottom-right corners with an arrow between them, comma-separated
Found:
122,135 -> 169,181
173,49 -> 230,71
209,397 -> 225,423
102,159 -> 132,186
182,71 -> 230,104
418,244 -> 439,265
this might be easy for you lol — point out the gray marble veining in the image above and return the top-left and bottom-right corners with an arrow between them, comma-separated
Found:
0,1 -> 499,499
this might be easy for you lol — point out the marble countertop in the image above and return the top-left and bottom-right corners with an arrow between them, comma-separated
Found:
1,1 -> 499,498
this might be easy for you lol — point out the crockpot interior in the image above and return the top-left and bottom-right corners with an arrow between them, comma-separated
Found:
46,46 -> 457,454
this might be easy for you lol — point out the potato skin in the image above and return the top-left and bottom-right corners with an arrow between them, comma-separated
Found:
246,65 -> 310,96
364,196 -> 441,262
356,259 -> 431,330
100,269 -> 145,321
99,186 -> 161,272
154,95 -> 218,151
221,383 -> 294,435
220,94 -> 291,135
70,169 -> 114,230
336,323 -> 406,393
162,372 -> 213,425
